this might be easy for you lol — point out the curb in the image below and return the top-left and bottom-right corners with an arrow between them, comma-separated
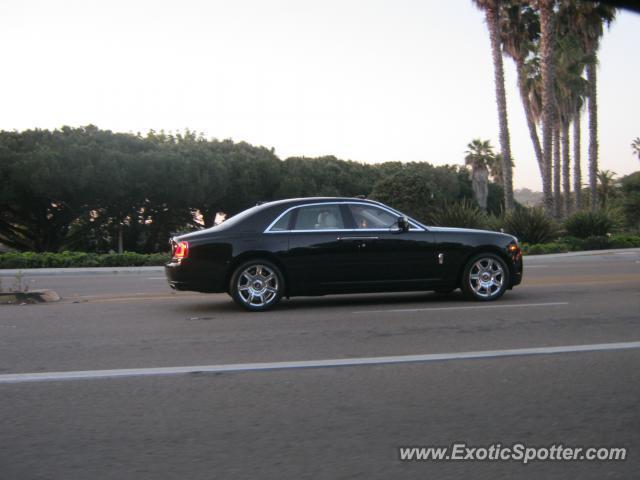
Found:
524,247 -> 640,261
0,266 -> 164,276
0,289 -> 60,304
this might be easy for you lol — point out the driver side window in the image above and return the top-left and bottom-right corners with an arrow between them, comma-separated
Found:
348,204 -> 397,229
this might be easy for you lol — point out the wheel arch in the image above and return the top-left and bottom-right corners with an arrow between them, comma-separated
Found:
456,245 -> 514,288
225,251 -> 289,294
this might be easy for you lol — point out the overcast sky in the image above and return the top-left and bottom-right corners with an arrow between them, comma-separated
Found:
1,0 -> 638,190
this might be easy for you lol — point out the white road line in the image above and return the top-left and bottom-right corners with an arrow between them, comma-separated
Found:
352,301 -> 569,315
147,277 -> 165,280
524,265 -> 549,268
1,340 -> 638,384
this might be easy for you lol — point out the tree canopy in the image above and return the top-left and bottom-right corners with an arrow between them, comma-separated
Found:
0,126 -> 504,253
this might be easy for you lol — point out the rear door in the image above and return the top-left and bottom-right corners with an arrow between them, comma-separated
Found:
280,203 -> 362,292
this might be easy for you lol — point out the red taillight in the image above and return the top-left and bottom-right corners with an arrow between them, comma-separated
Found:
173,241 -> 189,260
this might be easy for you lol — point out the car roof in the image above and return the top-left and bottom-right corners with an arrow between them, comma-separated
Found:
256,197 -> 383,209
176,197 -> 399,240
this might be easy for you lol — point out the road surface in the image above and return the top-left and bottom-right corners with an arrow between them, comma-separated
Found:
1,250 -> 639,479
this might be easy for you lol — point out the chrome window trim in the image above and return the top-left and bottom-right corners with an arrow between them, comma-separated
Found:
263,201 -> 425,233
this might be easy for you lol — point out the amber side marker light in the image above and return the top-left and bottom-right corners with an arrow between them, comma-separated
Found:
507,244 -> 519,253
173,241 -> 189,260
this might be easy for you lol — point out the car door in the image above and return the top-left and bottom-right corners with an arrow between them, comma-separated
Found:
344,202 -> 442,288
281,203 -> 364,293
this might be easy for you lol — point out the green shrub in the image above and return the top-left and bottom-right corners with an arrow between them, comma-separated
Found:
485,214 -> 504,233
527,242 -> 569,255
503,207 -> 559,244
609,234 -> 640,248
620,172 -> 640,229
523,234 -> 640,256
555,236 -> 585,251
580,236 -> 612,250
564,210 -> 616,238
0,252 -> 170,269
430,199 -> 489,229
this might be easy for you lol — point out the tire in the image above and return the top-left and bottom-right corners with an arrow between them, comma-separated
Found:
460,253 -> 509,301
229,259 -> 284,311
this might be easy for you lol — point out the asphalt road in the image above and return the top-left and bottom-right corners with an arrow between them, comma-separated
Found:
1,250 -> 639,479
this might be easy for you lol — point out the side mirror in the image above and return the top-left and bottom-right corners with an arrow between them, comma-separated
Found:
397,216 -> 410,232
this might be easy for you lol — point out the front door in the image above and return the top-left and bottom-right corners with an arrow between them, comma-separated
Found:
343,203 -> 440,288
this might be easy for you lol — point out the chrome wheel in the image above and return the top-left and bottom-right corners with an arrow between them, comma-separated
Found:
236,264 -> 279,308
468,257 -> 505,299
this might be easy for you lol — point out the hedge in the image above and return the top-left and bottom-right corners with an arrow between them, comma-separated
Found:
0,251 -> 170,269
521,234 -> 640,256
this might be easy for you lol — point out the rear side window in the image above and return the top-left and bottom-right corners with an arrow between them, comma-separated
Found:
270,210 -> 292,231
293,205 -> 344,230
348,204 -> 397,229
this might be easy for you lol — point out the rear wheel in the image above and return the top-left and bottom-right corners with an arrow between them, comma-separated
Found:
230,260 -> 284,311
461,253 -> 509,301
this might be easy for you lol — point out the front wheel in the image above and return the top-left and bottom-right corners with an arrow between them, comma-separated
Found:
461,253 -> 509,301
230,260 -> 284,311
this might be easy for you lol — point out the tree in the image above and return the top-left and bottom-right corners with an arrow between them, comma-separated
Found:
464,139 -> 496,210
370,163 -> 466,223
0,127 -> 143,252
0,127 -> 283,252
632,137 -> 640,161
564,1 -> 616,210
554,4 -> 594,212
552,29 -> 591,216
500,1 -> 544,178
179,139 -> 230,228
553,123 -> 562,217
620,172 -> 640,229
596,169 -> 617,209
537,0 -> 557,215
473,0 -> 515,211
490,153 -> 515,187
275,156 -> 376,200
216,141 -> 282,216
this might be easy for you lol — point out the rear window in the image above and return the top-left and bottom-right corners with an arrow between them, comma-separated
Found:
270,210 -> 292,231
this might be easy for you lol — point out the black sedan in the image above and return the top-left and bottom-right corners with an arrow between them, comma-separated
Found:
165,197 -> 523,311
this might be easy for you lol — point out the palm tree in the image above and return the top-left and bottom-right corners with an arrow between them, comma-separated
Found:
552,30 -> 590,216
573,100 -> 584,210
500,1 -> 544,179
490,153 -> 515,186
561,119 -> 571,214
472,0 -> 515,211
519,40 -> 558,216
597,169 -> 616,209
465,139 -> 495,210
632,137 -> 640,161
536,0 -> 557,215
564,1 -> 616,210
553,124 -> 562,217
